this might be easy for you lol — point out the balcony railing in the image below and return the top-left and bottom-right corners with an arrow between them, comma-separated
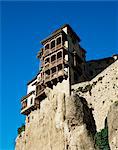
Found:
45,75 -> 50,82
38,75 -> 44,83
51,72 -> 57,79
36,83 -> 45,98
44,49 -> 50,56
44,58 -> 65,71
56,44 -> 62,50
44,62 -> 50,70
44,69 -> 67,83
43,44 -> 66,57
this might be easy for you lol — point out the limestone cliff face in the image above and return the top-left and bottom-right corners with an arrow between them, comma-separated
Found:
15,88 -> 96,150
72,60 -> 118,131
16,60 -> 118,150
107,101 -> 118,150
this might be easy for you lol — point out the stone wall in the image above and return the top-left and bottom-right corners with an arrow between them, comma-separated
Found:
72,60 -> 118,131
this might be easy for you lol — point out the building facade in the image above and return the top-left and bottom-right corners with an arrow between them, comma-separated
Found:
21,24 -> 88,115
20,24 -> 118,116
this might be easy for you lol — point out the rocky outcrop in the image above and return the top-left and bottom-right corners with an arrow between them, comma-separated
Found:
15,87 -> 97,150
72,60 -> 118,131
107,101 -> 118,150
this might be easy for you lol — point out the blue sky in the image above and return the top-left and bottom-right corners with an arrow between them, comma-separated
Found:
1,1 -> 118,150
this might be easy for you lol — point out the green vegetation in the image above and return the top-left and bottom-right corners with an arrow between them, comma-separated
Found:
18,124 -> 25,135
95,127 -> 110,150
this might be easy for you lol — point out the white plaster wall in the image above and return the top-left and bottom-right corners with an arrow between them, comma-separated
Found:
27,94 -> 35,108
27,79 -> 37,94
62,26 -> 67,34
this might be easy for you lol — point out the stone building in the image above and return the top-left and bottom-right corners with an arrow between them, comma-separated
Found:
21,24 -> 117,117
21,24 -> 89,115
16,24 -> 118,150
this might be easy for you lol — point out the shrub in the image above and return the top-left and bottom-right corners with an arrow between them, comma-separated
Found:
95,127 -> 110,150
18,124 -> 25,135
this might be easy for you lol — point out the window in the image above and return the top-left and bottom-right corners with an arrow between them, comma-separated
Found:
57,37 -> 61,45
45,70 -> 50,75
58,64 -> 62,71
51,67 -> 56,74
57,51 -> 62,59
45,57 -> 50,64
51,55 -> 56,62
51,40 -> 55,49
30,97 -> 33,105
45,44 -> 49,50
22,100 -> 27,108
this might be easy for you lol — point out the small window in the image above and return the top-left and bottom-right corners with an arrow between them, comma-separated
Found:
51,40 -> 55,49
58,64 -> 62,71
45,44 -> 49,50
57,37 -> 61,45
51,55 -> 56,62
51,67 -> 56,73
45,57 -> 50,64
30,97 -> 33,105
57,51 -> 62,59
45,70 -> 50,75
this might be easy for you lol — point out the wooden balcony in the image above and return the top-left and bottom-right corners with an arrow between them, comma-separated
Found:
45,75 -> 50,83
21,99 -> 38,115
44,49 -> 50,56
44,58 -> 65,71
51,72 -> 57,80
44,69 -> 67,84
56,43 -> 62,50
38,75 -> 44,83
43,44 -> 66,57
36,83 -> 45,99
21,99 -> 34,115
21,100 -> 27,111
44,62 -> 50,70
21,91 -> 35,102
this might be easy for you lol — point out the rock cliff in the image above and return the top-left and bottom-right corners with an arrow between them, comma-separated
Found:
15,88 -> 97,150
107,101 -> 118,150
15,60 -> 118,150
